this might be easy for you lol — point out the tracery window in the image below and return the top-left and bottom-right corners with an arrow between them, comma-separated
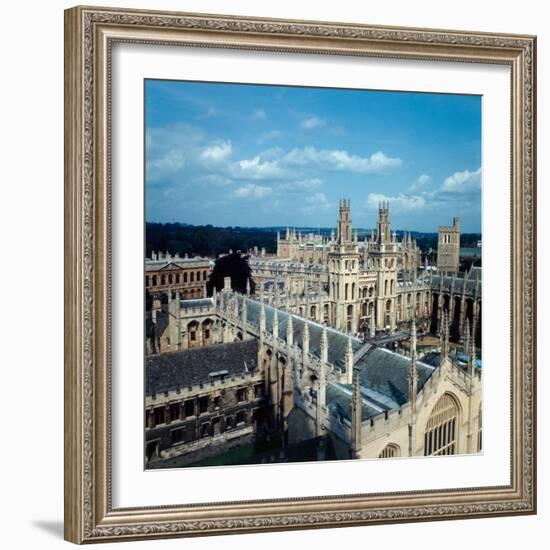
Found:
379,443 -> 400,459
424,393 -> 459,455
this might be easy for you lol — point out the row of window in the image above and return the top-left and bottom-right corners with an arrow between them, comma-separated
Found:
170,410 -> 250,444
146,269 -> 208,288
147,385 -> 264,428
380,394 -> 482,458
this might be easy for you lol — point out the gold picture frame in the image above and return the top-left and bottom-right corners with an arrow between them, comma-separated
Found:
64,5 -> 537,544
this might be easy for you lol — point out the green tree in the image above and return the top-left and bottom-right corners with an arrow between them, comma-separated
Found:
206,253 -> 256,296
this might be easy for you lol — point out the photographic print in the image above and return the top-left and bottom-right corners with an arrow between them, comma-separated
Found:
144,80 -> 482,469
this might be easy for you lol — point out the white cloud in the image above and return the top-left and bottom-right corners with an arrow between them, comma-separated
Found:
301,116 -> 325,129
306,192 -> 331,207
199,174 -> 232,187
408,174 -> 431,192
279,178 -> 322,191
233,156 -> 283,180
233,184 -> 273,199
284,146 -> 401,174
441,167 -> 481,193
148,149 -> 185,173
201,141 -> 233,163
197,107 -> 217,119
257,130 -> 283,144
250,109 -> 267,121
367,193 -> 426,212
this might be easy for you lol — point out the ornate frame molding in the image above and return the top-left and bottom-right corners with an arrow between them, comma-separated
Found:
64,5 -> 536,544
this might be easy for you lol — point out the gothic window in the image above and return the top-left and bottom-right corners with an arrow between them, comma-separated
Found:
184,400 -> 195,418
345,283 -> 349,300
236,410 -> 247,425
352,282 -> 356,300
379,443 -> 400,458
236,388 -> 247,402
153,406 -> 165,426
170,427 -> 185,444
198,396 -> 209,414
169,403 -> 180,422
384,280 -> 388,295
424,393 -> 459,456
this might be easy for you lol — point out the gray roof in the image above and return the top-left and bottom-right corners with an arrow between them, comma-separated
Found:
227,294 -> 435,419
431,268 -> 482,296
145,340 -> 258,396
180,298 -> 214,309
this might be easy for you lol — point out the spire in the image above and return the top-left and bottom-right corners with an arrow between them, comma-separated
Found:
272,307 -> 279,342
346,335 -> 354,384
212,285 -> 217,306
259,301 -> 266,336
302,321 -> 309,356
464,317 -> 471,362
441,311 -> 450,359
246,277 -> 251,297
286,313 -> 294,348
241,297 -> 247,327
467,318 -> 476,375
275,279 -> 280,307
350,362 -> 362,458
407,318 -> 419,457
321,324 -> 329,365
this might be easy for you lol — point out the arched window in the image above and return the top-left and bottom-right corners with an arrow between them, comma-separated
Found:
379,443 -> 400,459
152,275 -> 157,286
161,275 -> 166,285
424,393 -> 460,456
183,272 -> 188,283
190,272 -> 194,283
175,273 -> 180,284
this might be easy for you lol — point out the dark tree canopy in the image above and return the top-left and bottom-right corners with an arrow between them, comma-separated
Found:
145,223 -> 277,259
206,253 -> 256,296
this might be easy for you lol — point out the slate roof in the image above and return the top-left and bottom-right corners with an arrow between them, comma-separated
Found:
431,267 -> 482,296
225,294 -> 436,420
145,340 -> 259,396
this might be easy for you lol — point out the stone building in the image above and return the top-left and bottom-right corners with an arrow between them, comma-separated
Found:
250,201 -> 448,338
437,217 -> 461,273
145,252 -> 212,302
145,339 -> 266,465
145,283 -> 482,466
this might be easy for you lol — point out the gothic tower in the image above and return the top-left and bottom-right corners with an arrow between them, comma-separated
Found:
328,199 -> 360,333
370,202 -> 398,331
437,217 -> 461,273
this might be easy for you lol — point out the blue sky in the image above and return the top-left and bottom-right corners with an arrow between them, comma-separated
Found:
145,80 -> 481,232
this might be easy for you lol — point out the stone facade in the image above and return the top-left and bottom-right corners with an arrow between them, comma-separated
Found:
437,217 -> 461,273
146,284 -> 482,465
